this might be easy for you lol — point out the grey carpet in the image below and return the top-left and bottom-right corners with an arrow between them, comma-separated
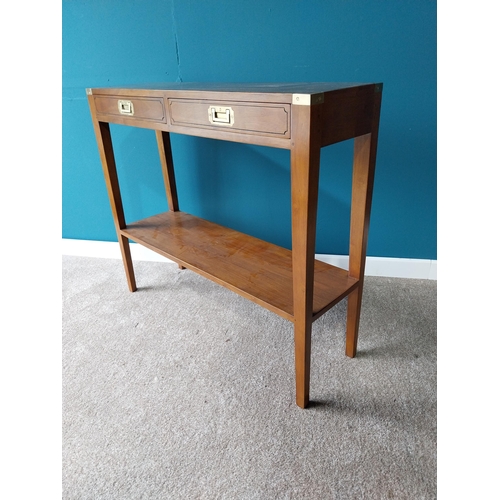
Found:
62,255 -> 437,499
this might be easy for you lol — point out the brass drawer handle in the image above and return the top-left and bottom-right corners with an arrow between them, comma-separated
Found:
118,100 -> 134,116
208,106 -> 233,126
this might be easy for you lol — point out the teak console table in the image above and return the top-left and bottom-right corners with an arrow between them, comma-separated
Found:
87,82 -> 382,409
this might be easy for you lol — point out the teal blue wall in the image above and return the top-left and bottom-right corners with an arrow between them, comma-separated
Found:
63,0 -> 436,260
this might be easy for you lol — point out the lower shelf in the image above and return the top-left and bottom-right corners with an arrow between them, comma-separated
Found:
121,211 -> 358,322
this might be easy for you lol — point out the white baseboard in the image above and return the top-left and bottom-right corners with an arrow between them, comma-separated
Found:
62,239 -> 437,280
315,254 -> 437,280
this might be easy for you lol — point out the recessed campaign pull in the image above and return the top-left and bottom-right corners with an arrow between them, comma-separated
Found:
118,100 -> 134,116
208,106 -> 234,126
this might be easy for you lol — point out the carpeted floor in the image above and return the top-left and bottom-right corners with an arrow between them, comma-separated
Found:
62,255 -> 437,499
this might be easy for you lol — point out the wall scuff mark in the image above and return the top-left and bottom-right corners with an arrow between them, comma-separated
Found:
171,0 -> 183,82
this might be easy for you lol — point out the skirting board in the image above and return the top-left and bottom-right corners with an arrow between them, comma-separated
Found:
62,239 -> 437,280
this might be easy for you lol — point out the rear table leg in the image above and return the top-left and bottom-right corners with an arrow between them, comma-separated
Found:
156,130 -> 185,270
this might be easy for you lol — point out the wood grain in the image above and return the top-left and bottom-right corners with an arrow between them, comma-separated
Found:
120,211 -> 358,322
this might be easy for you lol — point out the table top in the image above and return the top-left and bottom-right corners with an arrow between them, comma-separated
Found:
87,82 -> 382,99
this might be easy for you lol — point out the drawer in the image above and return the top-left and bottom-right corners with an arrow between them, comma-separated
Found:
94,96 -> 166,122
168,99 -> 290,138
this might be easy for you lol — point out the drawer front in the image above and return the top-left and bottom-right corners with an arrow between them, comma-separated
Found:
168,99 -> 290,138
94,96 -> 166,122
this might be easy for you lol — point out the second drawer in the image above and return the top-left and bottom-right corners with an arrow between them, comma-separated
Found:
168,99 -> 290,138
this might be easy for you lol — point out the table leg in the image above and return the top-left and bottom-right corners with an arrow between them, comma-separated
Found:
156,130 -> 180,212
346,132 -> 378,357
93,120 -> 137,292
345,87 -> 382,358
156,130 -> 185,269
291,103 -> 322,408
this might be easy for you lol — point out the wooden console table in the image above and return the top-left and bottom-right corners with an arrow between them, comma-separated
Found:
87,82 -> 382,408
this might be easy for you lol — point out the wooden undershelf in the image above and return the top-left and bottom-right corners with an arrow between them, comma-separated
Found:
121,211 -> 358,322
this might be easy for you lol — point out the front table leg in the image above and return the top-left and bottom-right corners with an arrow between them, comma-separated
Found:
93,120 -> 137,292
291,102 -> 322,408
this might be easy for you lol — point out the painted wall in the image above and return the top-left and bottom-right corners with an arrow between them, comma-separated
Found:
63,0 -> 436,260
